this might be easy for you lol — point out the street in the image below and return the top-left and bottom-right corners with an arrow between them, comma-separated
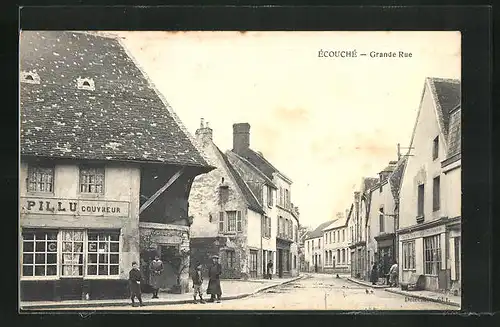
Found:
83,274 -> 458,311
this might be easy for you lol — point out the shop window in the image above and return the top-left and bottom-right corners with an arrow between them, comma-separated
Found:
22,230 -> 58,277
424,235 -> 441,275
402,240 -> 416,270
27,165 -> 54,193
87,232 -> 120,276
61,230 -> 84,277
79,165 -> 105,194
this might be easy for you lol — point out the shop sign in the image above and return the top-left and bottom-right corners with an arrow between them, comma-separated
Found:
399,224 -> 445,241
20,197 -> 129,218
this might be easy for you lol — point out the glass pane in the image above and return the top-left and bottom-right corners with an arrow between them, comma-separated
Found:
74,242 -> 83,252
23,232 -> 35,240
98,243 -> 108,252
35,253 -> 45,264
88,254 -> 98,264
47,242 -> 57,252
88,233 -> 98,241
35,241 -> 46,252
98,254 -> 108,263
87,265 -> 97,275
98,234 -> 108,241
23,265 -> 33,276
110,254 -> 119,264
98,265 -> 108,275
47,253 -> 57,264
34,265 -> 46,276
63,231 -> 73,241
110,234 -> 119,242
110,243 -> 119,252
110,265 -> 119,275
88,242 -> 97,252
23,241 -> 34,252
74,232 -> 84,241
47,265 -> 57,276
23,254 -> 34,264
62,242 -> 72,252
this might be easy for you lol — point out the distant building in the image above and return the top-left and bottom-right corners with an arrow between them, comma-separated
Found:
398,77 -> 461,293
19,31 -> 213,301
189,119 -> 267,279
304,220 -> 335,272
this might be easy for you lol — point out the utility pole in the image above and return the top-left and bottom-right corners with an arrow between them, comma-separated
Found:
397,143 -> 414,161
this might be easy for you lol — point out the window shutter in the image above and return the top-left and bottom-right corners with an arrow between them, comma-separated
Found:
236,211 -> 242,232
219,212 -> 225,232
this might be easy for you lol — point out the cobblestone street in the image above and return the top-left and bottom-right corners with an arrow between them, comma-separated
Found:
79,274 -> 459,311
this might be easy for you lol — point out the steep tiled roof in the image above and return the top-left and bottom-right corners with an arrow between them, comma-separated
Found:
20,31 -> 210,169
446,105 -> 461,159
233,148 -> 290,182
306,220 -> 336,239
226,151 -> 278,189
363,177 -> 379,193
428,77 -> 461,139
217,147 -> 265,215
388,156 -> 408,202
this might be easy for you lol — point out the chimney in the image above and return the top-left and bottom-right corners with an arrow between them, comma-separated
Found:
195,118 -> 213,146
232,123 -> 250,154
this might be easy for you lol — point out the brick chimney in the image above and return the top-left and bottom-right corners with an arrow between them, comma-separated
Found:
232,123 -> 250,154
195,118 -> 213,146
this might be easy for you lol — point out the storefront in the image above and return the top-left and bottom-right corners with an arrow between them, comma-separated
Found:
276,239 -> 292,278
446,217 -> 461,295
398,219 -> 448,292
375,233 -> 395,279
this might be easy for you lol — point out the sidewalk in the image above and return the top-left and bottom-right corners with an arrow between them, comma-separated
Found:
384,288 -> 461,308
21,275 -> 303,310
346,277 -> 390,289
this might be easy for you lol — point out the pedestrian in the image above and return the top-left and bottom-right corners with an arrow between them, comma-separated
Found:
389,260 -> 399,287
129,261 -> 143,307
370,262 -> 378,285
191,263 -> 205,304
267,260 -> 274,279
207,255 -> 222,303
149,255 -> 164,299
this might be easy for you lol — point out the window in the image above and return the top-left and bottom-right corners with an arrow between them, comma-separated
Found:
379,207 -> 385,233
342,230 -> 345,242
267,186 -> 273,207
219,212 -> 225,232
333,231 -> 336,243
402,241 -> 416,270
342,249 -> 346,263
337,249 -> 341,264
433,136 -> 439,160
227,211 -> 237,232
279,187 -> 283,206
79,166 -> 104,194
27,165 -> 54,193
87,232 -> 120,276
293,255 -> 297,269
226,250 -> 235,269
236,211 -> 242,232
263,216 -> 271,238
249,250 -> 258,278
61,230 -> 84,276
424,235 -> 441,275
433,176 -> 441,212
417,184 -> 425,218
295,226 -> 298,242
22,230 -> 58,277
285,189 -> 289,208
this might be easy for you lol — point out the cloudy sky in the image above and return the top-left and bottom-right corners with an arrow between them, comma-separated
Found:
112,31 -> 460,229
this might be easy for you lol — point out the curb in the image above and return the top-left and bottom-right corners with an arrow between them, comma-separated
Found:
384,288 -> 461,308
346,277 -> 390,289
21,275 -> 304,310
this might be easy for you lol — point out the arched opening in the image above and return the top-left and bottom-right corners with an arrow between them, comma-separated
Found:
83,81 -> 90,86
26,75 -> 34,80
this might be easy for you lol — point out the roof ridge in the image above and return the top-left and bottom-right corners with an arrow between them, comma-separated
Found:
228,150 -> 277,188
427,77 -> 461,84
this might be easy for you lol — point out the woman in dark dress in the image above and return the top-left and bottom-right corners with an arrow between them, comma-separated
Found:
207,255 -> 222,303
149,255 -> 164,299
129,261 -> 143,307
370,262 -> 379,285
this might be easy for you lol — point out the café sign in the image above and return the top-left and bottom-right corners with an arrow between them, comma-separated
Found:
20,197 -> 129,218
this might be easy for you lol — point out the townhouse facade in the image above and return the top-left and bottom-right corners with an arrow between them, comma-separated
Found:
398,77 -> 461,293
323,216 -> 350,273
19,31 -> 213,301
189,119 -> 268,279
304,220 -> 334,272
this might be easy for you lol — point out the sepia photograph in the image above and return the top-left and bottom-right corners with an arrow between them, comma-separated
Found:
19,30 -> 461,311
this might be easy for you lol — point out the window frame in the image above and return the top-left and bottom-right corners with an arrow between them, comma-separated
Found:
236,211 -> 242,232
27,164 -> 55,194
226,211 -> 237,232
433,176 -> 441,212
267,186 -> 273,207
79,165 -> 105,196
85,231 -> 121,279
423,234 -> 441,275
417,183 -> 425,218
402,240 -> 416,271
432,136 -> 439,160
219,212 -> 225,232
21,229 -> 60,280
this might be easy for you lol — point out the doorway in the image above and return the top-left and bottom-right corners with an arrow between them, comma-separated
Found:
277,249 -> 283,277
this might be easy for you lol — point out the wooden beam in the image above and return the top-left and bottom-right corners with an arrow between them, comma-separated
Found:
139,168 -> 184,215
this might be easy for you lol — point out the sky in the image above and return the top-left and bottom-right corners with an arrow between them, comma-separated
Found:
110,31 -> 460,229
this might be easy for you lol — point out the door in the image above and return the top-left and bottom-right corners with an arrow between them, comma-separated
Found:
160,245 -> 178,290
277,249 -> 283,277
454,237 -> 460,281
60,230 -> 85,300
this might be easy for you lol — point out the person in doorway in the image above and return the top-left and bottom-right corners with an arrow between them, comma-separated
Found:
149,255 -> 164,299
267,260 -> 274,279
207,255 -> 222,303
129,261 -> 143,307
191,263 -> 205,304
389,260 -> 399,287
370,262 -> 379,285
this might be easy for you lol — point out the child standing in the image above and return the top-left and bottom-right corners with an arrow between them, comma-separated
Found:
191,263 -> 205,304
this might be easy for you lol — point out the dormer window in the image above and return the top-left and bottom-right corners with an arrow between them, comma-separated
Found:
76,77 -> 95,91
20,71 -> 41,84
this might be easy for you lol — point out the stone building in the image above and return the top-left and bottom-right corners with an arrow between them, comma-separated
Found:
228,123 -> 300,278
323,215 -> 350,274
189,119 -> 267,279
398,77 -> 461,293
19,31 -> 213,301
304,220 -> 334,272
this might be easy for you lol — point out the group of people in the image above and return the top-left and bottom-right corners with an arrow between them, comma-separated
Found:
127,254 -> 224,307
370,260 -> 399,287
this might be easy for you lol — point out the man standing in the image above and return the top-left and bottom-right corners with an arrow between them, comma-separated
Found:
129,261 -> 143,307
149,255 -> 164,299
389,260 -> 399,287
267,260 -> 274,279
207,255 -> 222,303
191,263 -> 205,304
